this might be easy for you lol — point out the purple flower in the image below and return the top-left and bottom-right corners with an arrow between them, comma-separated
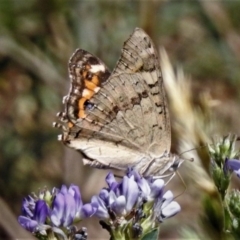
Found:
21,195 -> 36,218
18,171 -> 181,240
91,169 -> 181,239
91,189 -> 109,219
51,184 -> 98,227
18,184 -> 98,239
18,199 -> 49,233
224,158 -> 240,177
92,172 -> 139,219
137,176 -> 165,201
127,169 -> 179,220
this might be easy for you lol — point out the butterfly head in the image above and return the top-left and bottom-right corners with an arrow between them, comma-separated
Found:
167,154 -> 185,172
142,151 -> 193,179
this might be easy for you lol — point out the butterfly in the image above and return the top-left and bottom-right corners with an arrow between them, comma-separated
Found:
54,28 -> 183,178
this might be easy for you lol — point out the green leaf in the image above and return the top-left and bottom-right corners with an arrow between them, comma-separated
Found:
141,228 -> 159,240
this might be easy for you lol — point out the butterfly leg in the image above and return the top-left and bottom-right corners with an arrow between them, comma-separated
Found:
82,158 -> 109,169
140,158 -> 158,176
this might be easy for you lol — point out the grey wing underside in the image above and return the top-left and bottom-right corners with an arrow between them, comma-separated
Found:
64,28 -> 171,169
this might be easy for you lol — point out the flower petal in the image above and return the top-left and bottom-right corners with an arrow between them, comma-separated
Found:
80,203 -> 98,218
227,159 -> 240,171
161,190 -> 174,209
99,189 -> 109,203
34,200 -> 48,224
18,216 -> 38,233
122,176 -> 139,212
51,193 -> 65,226
60,185 -> 68,194
69,184 -> 82,211
106,172 -> 118,190
62,193 -> 75,227
22,196 -> 35,218
150,179 -> 164,199
111,195 -> 126,215
137,178 -> 151,198
161,201 -> 181,219
91,196 -> 109,219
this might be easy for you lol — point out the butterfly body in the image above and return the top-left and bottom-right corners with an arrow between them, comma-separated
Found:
55,28 -> 182,177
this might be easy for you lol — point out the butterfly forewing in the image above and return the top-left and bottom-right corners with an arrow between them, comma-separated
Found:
55,28 -> 173,176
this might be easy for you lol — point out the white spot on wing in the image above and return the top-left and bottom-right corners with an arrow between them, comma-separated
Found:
82,89 -> 92,97
94,86 -> 100,93
57,134 -> 63,140
74,89 -> 80,94
90,64 -> 105,73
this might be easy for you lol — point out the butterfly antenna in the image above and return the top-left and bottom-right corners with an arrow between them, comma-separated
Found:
179,135 -> 240,157
179,145 -> 208,156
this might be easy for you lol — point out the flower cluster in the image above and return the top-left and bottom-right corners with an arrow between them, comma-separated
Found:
208,134 -> 239,199
18,169 -> 181,240
91,169 -> 180,239
18,185 -> 96,239
207,134 -> 240,236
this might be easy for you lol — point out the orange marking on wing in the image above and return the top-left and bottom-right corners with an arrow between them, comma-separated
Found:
85,79 -> 98,91
91,75 -> 100,86
79,98 -> 86,110
82,88 -> 94,99
78,97 -> 88,118
68,121 -> 73,128
77,70 -> 99,119
79,109 -> 86,118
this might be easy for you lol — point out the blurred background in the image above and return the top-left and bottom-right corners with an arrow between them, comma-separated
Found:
1,0 -> 240,239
